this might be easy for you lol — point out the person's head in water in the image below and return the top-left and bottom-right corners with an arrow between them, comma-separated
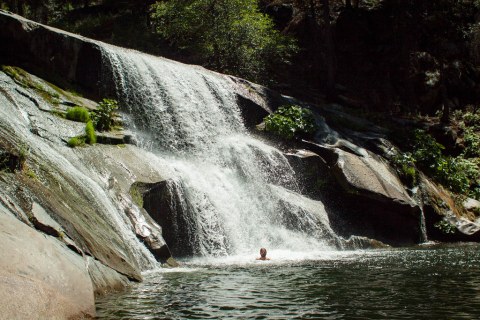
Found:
260,248 -> 267,258
257,247 -> 270,260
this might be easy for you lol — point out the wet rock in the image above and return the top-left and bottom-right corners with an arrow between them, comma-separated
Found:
343,236 -> 390,249
86,257 -> 130,297
0,209 -> 95,319
96,130 -> 135,145
123,193 -> 175,265
420,176 -> 480,242
131,180 -> 196,257
464,198 -> 480,213
285,149 -> 331,200
289,142 -> 422,246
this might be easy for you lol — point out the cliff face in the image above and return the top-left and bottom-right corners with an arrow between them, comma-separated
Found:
1,9 -> 479,318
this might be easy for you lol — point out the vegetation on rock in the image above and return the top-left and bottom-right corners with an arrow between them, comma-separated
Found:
434,219 -> 457,235
92,98 -> 118,131
66,106 -> 90,123
393,127 -> 480,200
85,121 -> 96,144
67,136 -> 85,148
264,105 -> 317,139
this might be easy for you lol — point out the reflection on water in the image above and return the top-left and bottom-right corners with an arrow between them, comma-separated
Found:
96,244 -> 480,319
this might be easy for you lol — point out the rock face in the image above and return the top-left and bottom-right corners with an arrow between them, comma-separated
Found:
0,54 -> 174,316
0,210 -> 95,319
0,10 -> 103,96
287,143 -> 422,246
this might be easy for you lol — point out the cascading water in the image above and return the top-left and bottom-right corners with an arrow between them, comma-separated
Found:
100,45 -> 341,258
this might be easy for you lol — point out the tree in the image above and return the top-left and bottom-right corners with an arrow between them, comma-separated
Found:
150,0 -> 297,83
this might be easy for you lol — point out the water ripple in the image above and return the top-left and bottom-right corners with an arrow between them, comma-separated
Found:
97,245 -> 480,319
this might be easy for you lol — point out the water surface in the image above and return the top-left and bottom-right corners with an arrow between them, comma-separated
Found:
96,244 -> 480,319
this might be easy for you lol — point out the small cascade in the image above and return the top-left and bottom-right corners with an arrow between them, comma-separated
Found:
419,207 -> 428,243
100,45 -> 341,257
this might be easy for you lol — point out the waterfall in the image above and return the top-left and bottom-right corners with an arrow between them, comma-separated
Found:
100,45 -> 340,257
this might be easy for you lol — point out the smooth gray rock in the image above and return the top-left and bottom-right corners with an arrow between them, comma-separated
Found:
0,209 -> 95,319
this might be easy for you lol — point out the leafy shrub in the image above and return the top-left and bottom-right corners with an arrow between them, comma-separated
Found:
412,129 -> 445,170
85,121 -> 96,145
67,136 -> 85,148
92,99 -> 118,131
462,111 -> 480,129
392,152 -> 418,187
66,106 -> 90,123
463,127 -> 480,157
264,105 -> 317,139
434,220 -> 456,234
400,129 -> 480,199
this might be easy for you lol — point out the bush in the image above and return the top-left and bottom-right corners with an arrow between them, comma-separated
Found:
399,129 -> 480,199
85,121 -> 96,145
392,152 -> 418,187
92,99 -> 118,131
66,106 -> 90,123
434,220 -> 456,234
67,136 -> 85,148
463,127 -> 480,157
264,105 -> 317,139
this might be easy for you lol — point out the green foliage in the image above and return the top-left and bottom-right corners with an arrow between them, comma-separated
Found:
25,168 -> 38,180
150,0 -> 297,82
129,184 -> 144,208
2,65 -> 60,104
85,121 -> 96,145
66,106 -> 90,123
392,152 -> 418,187
463,127 -> 480,157
398,129 -> 480,199
92,99 -> 118,131
264,105 -> 317,140
462,111 -> 480,129
411,129 -> 445,170
434,219 -> 456,234
67,136 -> 85,148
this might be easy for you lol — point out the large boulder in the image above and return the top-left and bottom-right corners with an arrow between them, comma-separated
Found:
0,10 -> 103,97
0,209 -> 95,319
131,180 -> 196,257
288,141 -> 422,246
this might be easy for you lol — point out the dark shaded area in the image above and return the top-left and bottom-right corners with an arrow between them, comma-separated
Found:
135,180 -> 199,257
2,1 -> 480,117
0,149 -> 22,172
0,11 -> 104,100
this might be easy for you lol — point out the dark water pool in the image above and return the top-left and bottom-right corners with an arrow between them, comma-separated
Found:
96,244 -> 480,319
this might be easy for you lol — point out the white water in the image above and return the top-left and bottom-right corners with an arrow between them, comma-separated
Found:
101,46 -> 340,257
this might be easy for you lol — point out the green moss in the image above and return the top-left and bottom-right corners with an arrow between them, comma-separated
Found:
25,168 -> 38,180
1,65 -> 60,105
66,106 -> 91,123
129,184 -> 144,208
67,136 -> 86,148
85,121 -> 96,144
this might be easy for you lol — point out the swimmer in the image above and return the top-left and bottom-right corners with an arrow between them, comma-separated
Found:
256,247 -> 270,260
